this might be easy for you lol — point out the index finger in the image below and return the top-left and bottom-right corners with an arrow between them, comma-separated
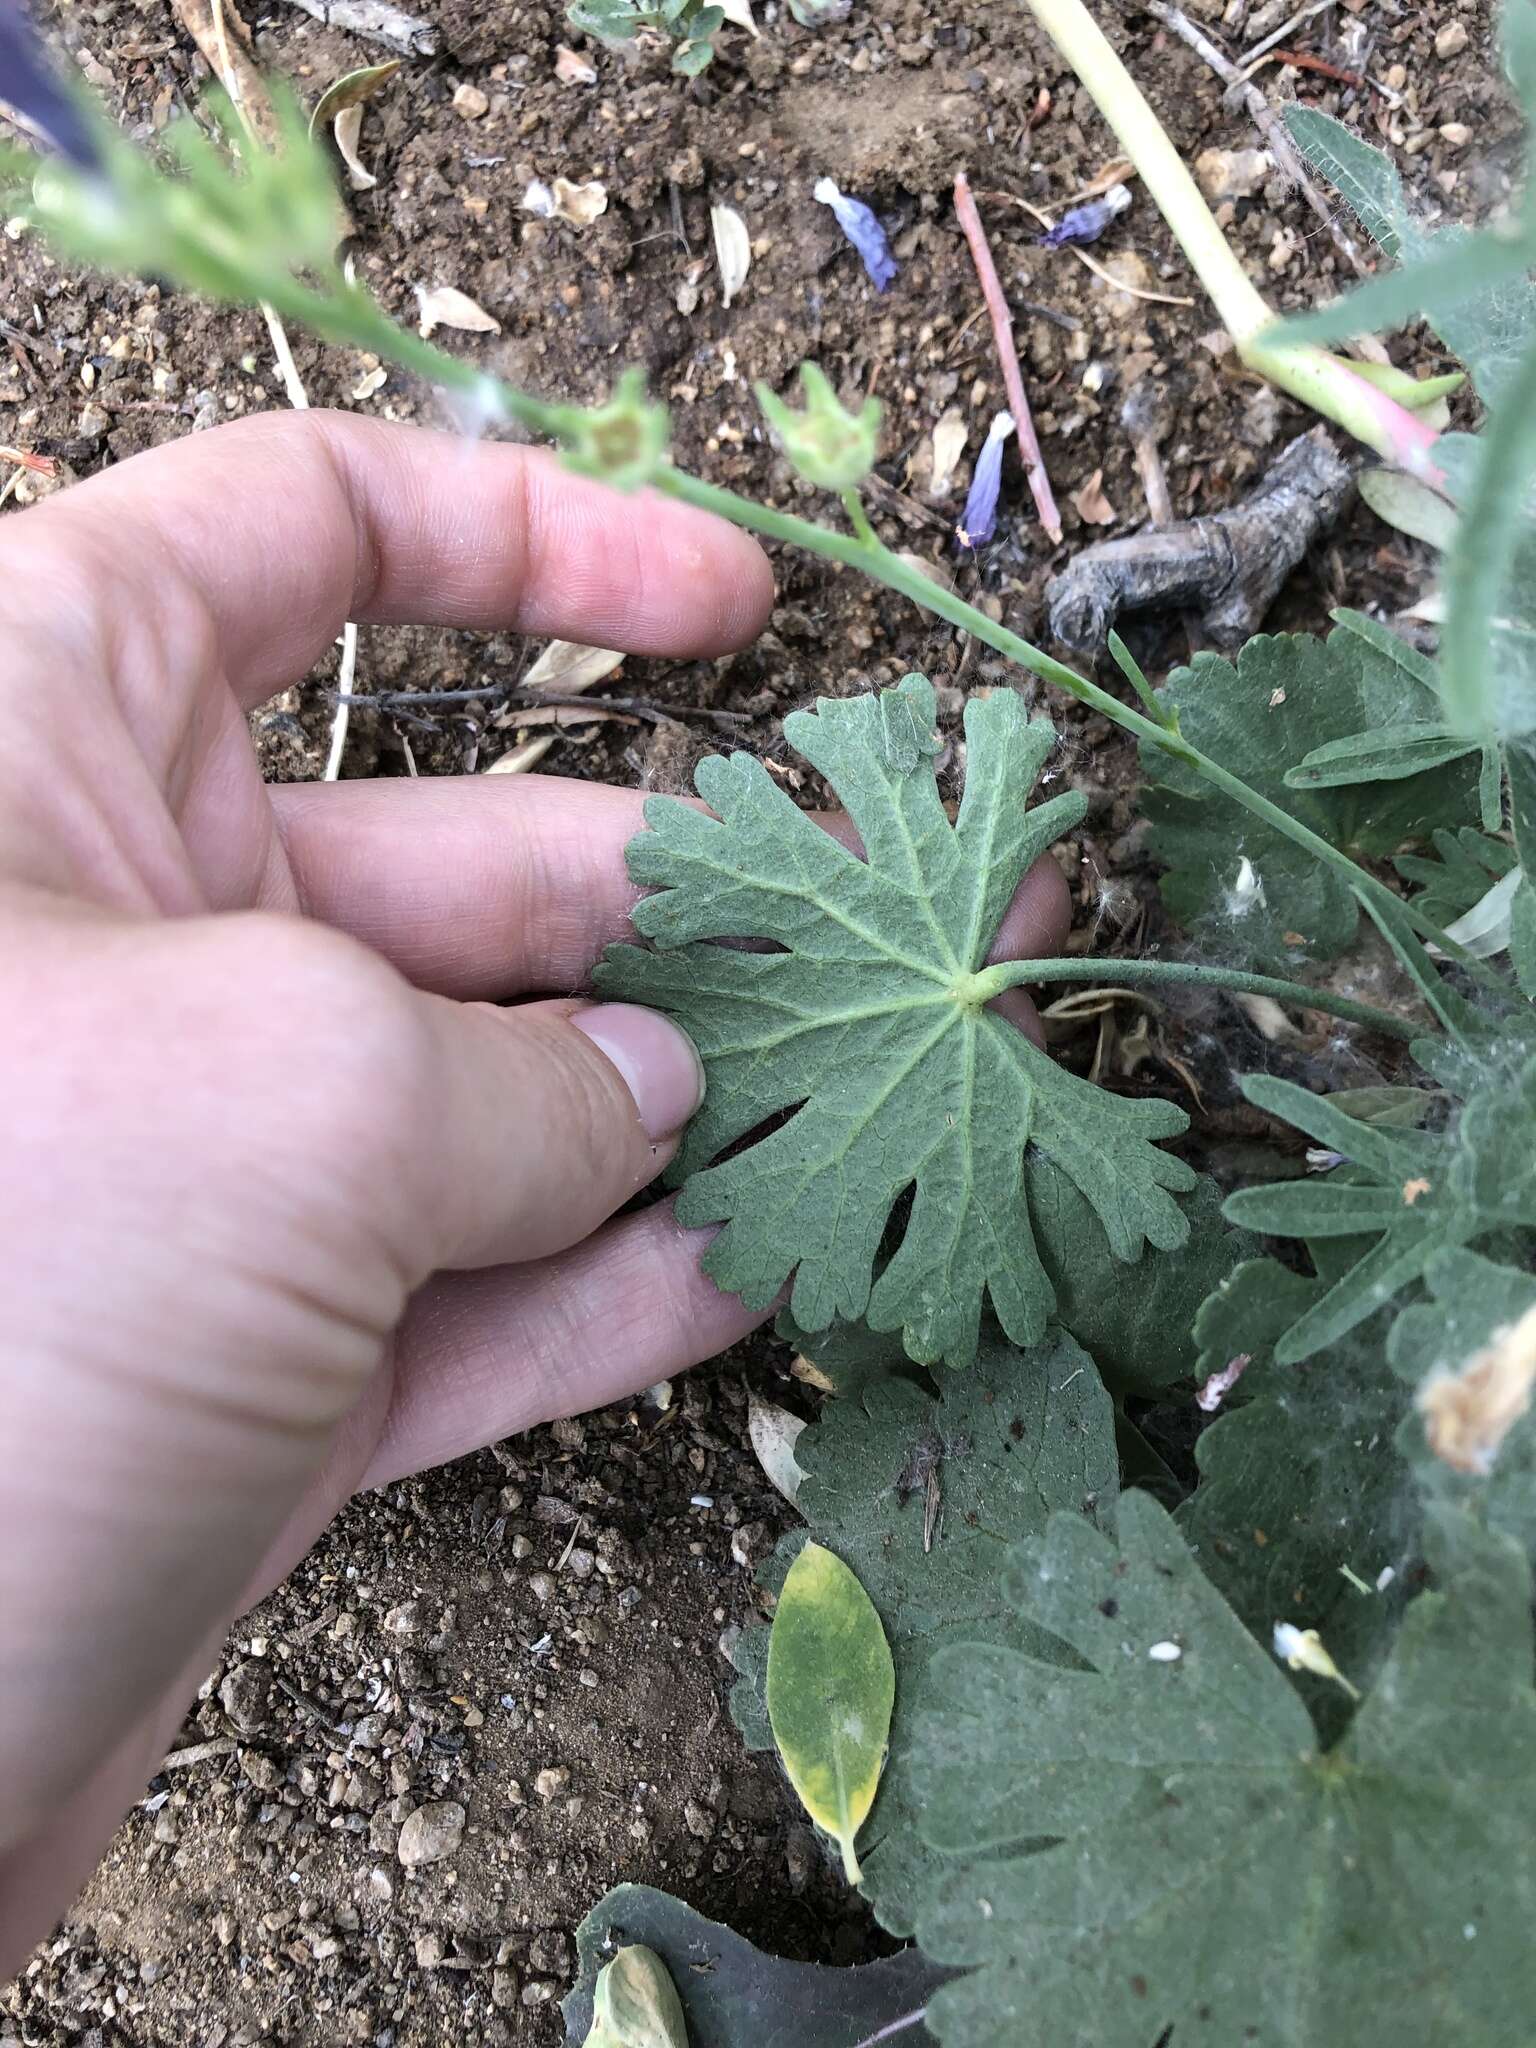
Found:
13,410 -> 775,702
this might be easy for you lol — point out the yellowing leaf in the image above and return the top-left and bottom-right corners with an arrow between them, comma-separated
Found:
332,104 -> 376,192
309,60 -> 402,193
584,1945 -> 688,2048
746,1390 -> 806,1506
308,59 -> 403,137
766,1541 -> 893,1885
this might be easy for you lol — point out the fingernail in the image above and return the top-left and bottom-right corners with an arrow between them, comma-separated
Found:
573,1004 -> 705,1141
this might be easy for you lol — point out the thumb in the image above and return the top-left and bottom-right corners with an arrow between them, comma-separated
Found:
393,993 -> 706,1274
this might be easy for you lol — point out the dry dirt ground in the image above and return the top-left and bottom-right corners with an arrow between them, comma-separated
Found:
0,0 -> 1511,2041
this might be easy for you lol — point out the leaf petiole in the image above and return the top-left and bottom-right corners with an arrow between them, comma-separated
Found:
974,954 -> 1420,1040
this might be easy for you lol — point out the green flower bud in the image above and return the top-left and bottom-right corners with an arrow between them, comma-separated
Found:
555,368 -> 670,492
756,362 -> 881,492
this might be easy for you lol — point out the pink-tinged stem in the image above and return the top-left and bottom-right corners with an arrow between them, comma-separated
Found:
953,170 -> 1063,544
1336,360 -> 1447,489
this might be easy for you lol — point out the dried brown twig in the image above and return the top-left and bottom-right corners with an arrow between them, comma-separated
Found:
952,170 -> 1063,544
1146,0 -> 1373,281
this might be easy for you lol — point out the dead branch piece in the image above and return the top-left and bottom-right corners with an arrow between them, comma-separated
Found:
279,0 -> 437,56
1045,427 -> 1352,653
1147,0 -> 1372,281
330,686 -> 752,730
952,171 -> 1063,544
1120,382 -> 1175,528
1239,0 -> 1333,69
169,0 -> 284,152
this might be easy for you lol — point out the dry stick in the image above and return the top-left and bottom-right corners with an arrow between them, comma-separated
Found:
1147,1 -> 1373,281
953,170 -> 1063,544
1239,0 -> 1334,68
278,0 -> 438,56
181,0 -> 363,780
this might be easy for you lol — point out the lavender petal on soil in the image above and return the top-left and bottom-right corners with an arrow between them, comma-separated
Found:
957,410 -> 1015,549
1038,182 -> 1132,250
0,4 -> 102,171
813,177 -> 898,291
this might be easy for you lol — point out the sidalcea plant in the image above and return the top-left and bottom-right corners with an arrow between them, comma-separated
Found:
566,0 -> 728,78
10,15 -> 1536,2042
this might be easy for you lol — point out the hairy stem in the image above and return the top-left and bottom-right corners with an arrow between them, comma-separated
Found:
656,466 -> 1488,974
116,238 -> 1484,990
974,954 -> 1420,1040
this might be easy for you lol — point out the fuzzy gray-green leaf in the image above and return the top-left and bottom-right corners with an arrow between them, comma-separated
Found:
1144,621 -> 1478,968
1223,1074 -> 1478,1361
734,1324 -> 1118,1933
598,675 -> 1194,1367
909,1494 -> 1536,2048
1283,106 -> 1409,259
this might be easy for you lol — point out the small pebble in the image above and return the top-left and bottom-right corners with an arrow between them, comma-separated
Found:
453,82 -> 490,118
1435,21 -> 1467,57
396,1800 -> 465,1868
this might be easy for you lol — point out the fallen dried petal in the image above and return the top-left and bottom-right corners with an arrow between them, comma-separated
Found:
1418,1301 -> 1536,1475
415,283 -> 502,338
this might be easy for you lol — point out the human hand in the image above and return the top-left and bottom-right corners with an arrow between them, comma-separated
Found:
0,411 -> 1068,1969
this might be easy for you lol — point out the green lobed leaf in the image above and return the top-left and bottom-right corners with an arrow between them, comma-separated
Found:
1178,1251 -> 1417,1727
1223,1073 -> 1478,1362
1393,826 -> 1518,927
909,1493 -> 1536,2048
561,1885 -> 948,2047
1143,618 -> 1478,969
766,1541 -> 895,1884
1283,105 -> 1409,259
1027,1165 -> 1256,1395
598,675 -> 1195,1368
733,1323 -> 1118,1934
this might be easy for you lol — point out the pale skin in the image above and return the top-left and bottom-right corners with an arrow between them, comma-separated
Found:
0,411 -> 1069,1971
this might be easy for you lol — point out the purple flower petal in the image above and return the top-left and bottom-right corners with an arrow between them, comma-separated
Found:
956,411 -> 1014,550
1038,182 -> 1132,250
813,176 -> 898,292
0,1 -> 101,171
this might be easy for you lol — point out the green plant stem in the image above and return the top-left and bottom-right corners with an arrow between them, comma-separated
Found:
216,280 -> 1487,986
973,955 -> 1419,1040
841,488 -> 880,548
655,465 -> 1489,974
